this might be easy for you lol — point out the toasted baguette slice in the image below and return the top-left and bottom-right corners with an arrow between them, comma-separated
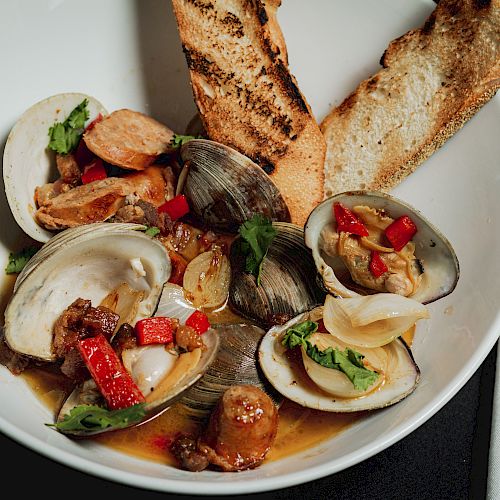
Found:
171,0 -> 326,225
84,109 -> 175,171
321,0 -> 500,197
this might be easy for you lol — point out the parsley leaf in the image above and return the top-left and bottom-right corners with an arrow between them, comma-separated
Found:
282,320 -> 379,391
47,404 -> 146,433
170,134 -> 201,149
144,226 -> 160,237
48,99 -> 89,154
236,214 -> 277,285
5,246 -> 38,274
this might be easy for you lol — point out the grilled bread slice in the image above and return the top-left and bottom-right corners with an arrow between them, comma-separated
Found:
321,0 -> 500,197
171,0 -> 326,225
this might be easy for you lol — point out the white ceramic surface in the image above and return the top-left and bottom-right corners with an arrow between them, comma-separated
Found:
0,0 -> 499,495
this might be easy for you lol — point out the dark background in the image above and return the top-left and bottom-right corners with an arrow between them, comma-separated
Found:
1,343 -> 495,500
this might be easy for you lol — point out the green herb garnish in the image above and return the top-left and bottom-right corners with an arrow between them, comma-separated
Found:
144,226 -> 161,237
170,134 -> 201,149
5,246 -> 38,274
48,99 -> 89,154
282,320 -> 379,391
47,404 -> 147,433
236,214 -> 277,286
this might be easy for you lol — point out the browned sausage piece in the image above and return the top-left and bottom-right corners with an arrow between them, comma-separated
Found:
197,385 -> 279,471
35,177 -> 131,230
83,109 -> 175,171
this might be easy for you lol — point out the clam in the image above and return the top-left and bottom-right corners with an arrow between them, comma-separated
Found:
3,93 -> 107,243
228,222 -> 326,328
259,307 -> 420,412
180,139 -> 290,232
179,323 -> 283,421
4,223 -> 169,361
304,191 -> 460,304
56,283 -> 220,436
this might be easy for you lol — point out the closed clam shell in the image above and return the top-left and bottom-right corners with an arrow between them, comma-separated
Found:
179,323 -> 283,421
304,191 -> 460,304
3,93 -> 107,243
229,222 -> 326,328
180,139 -> 290,231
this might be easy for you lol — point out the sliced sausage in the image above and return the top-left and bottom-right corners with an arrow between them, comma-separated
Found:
83,109 -> 175,171
35,177 -> 131,230
197,385 -> 279,471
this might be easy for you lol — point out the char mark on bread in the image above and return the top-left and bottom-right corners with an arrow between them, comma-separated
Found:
172,0 -> 326,225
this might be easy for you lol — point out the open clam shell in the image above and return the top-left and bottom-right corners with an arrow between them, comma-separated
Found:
56,283 -> 220,436
259,308 -> 420,412
3,93 -> 107,243
180,139 -> 290,232
228,222 -> 326,328
179,323 -> 283,421
4,223 -> 170,361
304,191 -> 459,304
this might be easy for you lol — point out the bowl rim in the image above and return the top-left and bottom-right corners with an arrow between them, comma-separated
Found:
1,317 -> 498,495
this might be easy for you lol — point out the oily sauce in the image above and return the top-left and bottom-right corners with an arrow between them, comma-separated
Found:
12,303 -> 366,467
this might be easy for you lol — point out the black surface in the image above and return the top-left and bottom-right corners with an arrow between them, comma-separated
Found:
0,344 -> 496,500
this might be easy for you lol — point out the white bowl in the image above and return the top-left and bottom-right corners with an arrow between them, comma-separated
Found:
0,0 -> 499,495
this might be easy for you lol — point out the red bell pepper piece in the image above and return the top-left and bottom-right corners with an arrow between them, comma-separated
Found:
81,158 -> 107,184
74,138 -> 95,169
77,334 -> 145,410
85,113 -> 103,132
185,310 -> 211,335
333,202 -> 369,236
135,317 -> 175,345
158,195 -> 190,220
369,250 -> 388,278
384,215 -> 417,251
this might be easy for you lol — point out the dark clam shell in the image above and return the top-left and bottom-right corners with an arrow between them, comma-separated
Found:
180,139 -> 290,232
228,222 -> 326,329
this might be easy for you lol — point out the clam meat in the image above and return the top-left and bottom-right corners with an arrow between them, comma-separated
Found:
305,191 -> 459,304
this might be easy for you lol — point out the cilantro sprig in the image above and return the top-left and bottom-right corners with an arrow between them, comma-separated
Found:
48,99 -> 89,154
282,320 -> 379,391
47,404 -> 147,433
5,246 -> 38,274
170,134 -> 201,149
235,214 -> 277,286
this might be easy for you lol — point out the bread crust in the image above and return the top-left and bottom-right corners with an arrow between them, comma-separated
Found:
321,0 -> 500,196
172,0 -> 325,225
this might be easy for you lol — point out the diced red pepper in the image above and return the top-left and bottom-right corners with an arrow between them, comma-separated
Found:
77,334 -> 145,410
369,250 -> 388,278
185,310 -> 211,335
158,195 -> 190,220
316,319 -> 328,333
85,113 -> 103,132
384,215 -> 417,252
333,202 -> 369,236
74,138 -> 95,169
135,317 -> 175,345
81,158 -> 107,184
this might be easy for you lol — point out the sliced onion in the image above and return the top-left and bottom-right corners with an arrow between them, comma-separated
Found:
99,282 -> 145,330
183,247 -> 230,309
301,333 -> 386,398
155,282 -> 197,324
323,294 -> 429,348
